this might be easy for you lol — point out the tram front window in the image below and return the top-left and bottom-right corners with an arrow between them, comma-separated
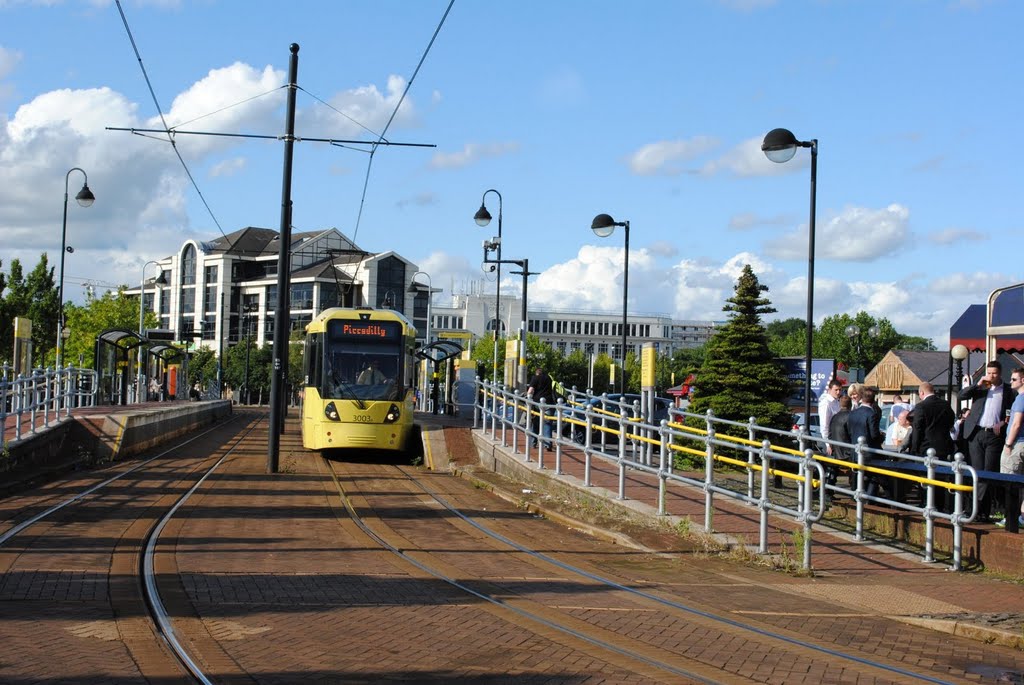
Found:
325,351 -> 401,401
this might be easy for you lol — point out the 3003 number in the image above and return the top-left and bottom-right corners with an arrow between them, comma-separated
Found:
352,414 -> 373,423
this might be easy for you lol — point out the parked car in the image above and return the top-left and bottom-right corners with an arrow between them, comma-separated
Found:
791,412 -> 822,438
569,394 -> 674,445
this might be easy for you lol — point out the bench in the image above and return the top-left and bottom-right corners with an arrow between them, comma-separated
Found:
868,458 -> 1024,532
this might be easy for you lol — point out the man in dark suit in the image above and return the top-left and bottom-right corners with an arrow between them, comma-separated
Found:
910,382 -> 956,458
848,387 -> 882,450
958,360 -> 1016,520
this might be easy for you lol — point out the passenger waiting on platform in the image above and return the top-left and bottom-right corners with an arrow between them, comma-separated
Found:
910,382 -> 955,459
885,406 -> 912,452
819,379 -> 843,455
958,360 -> 1015,522
827,395 -> 854,486
996,367 -> 1024,528
526,366 -> 554,450
148,377 -> 160,401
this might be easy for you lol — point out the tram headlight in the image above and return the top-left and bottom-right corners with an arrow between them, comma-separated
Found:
383,403 -> 401,424
324,401 -> 340,421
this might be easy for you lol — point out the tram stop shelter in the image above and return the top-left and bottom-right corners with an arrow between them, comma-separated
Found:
94,328 -> 144,406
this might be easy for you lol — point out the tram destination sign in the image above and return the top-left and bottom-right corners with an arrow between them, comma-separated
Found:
329,320 -> 402,341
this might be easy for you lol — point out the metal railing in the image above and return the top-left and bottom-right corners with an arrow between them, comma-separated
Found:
474,379 -> 978,572
1,364 -> 97,445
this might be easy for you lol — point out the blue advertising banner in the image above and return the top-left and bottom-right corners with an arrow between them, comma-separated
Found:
779,358 -> 836,406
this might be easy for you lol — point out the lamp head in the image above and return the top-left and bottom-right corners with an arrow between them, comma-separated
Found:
75,183 -> 96,208
762,127 -> 800,164
154,271 -> 167,286
951,344 -> 969,361
591,213 -> 617,238
474,204 -> 492,227
845,324 -> 860,339
868,324 -> 881,338
407,282 -> 418,293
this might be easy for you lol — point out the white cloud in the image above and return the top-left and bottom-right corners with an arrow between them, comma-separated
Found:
538,65 -> 586,108
429,141 -> 519,170
299,74 -> 418,140
928,227 -> 988,245
0,45 -> 22,80
208,157 -> 246,178
728,211 -> 795,230
395,191 -> 437,209
626,136 -> 718,176
701,136 -> 805,177
765,204 -> 911,261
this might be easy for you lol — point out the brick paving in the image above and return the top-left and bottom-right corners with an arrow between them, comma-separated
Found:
454,413 -> 1024,654
4,405 -> 1024,683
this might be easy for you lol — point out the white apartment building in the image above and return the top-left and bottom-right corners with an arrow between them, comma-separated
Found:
130,227 -> 719,361
430,292 -> 720,359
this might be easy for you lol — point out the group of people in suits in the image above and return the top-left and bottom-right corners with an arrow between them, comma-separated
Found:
818,361 -> 1024,520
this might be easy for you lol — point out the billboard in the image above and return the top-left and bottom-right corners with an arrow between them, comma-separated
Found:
779,358 -> 836,406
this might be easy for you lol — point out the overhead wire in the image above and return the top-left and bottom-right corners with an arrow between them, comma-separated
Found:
114,0 -> 230,243
349,0 -> 455,244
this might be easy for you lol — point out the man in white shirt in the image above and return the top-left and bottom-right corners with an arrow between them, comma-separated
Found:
818,379 -> 843,455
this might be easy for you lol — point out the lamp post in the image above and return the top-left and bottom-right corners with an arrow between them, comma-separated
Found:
242,303 -> 257,405
508,259 -> 537,390
762,128 -> 816,433
409,271 -> 433,411
137,261 -> 166,402
844,323 -> 880,382
951,344 -> 969,414
57,167 -> 95,368
590,213 -> 630,392
474,189 -> 502,384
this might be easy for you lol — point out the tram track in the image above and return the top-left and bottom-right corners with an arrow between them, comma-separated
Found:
325,459 -> 981,685
0,409 -> 266,685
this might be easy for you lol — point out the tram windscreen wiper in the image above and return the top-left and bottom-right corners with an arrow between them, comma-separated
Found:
335,382 -> 367,411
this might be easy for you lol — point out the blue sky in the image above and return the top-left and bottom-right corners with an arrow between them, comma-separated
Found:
1,0 -> 1020,346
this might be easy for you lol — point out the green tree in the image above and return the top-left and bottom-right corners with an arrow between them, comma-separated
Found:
470,332 -> 506,382
689,265 -> 792,433
556,348 -> 590,393
63,287 -> 153,368
766,317 -> 807,358
0,255 -> 60,366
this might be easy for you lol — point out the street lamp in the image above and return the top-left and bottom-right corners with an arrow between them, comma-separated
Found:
409,271 -> 433,411
474,189 -> 502,384
951,343 -> 969,414
242,303 -> 257,405
137,261 -> 167,402
844,323 -> 880,382
762,128 -> 816,432
591,213 -> 630,392
56,167 -> 95,368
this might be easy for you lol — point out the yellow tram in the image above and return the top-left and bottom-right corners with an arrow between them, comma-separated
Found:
301,307 -> 418,451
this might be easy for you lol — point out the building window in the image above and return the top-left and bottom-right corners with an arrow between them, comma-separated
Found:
204,285 -> 218,313
180,287 -> 195,315
375,255 -> 406,310
204,265 -> 218,285
290,283 -> 314,310
181,244 -> 196,285
266,285 -> 277,313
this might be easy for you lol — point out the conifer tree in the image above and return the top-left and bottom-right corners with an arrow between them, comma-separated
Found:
689,264 -> 793,432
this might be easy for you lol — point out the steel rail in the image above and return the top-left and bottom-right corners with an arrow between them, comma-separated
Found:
0,412 -> 243,546
324,459 -> 724,685
140,414 -> 267,685
398,464 -> 958,685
